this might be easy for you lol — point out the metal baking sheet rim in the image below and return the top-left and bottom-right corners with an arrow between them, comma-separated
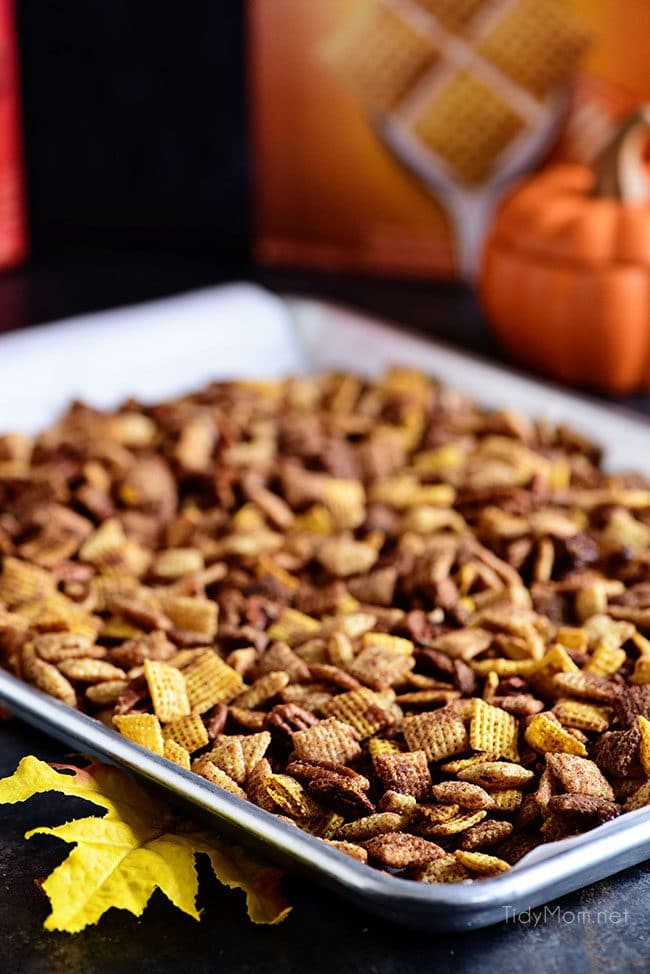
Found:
1,285 -> 650,930
2,671 -> 650,932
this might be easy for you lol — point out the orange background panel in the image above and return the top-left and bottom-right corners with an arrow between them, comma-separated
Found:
250,0 -> 650,279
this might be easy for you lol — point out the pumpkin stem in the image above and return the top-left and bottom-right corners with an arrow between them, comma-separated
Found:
593,105 -> 650,202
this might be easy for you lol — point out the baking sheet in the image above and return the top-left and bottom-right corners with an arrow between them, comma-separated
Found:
1,282 -> 649,931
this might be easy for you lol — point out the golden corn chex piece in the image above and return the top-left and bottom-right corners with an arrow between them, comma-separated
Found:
153,547 -> 204,580
216,528 -> 283,559
632,658 -> 650,685
482,671 -> 499,701
163,711 -> 209,753
143,659 -> 190,723
173,414 -> 216,472
327,631 -> 355,668
183,651 -> 244,713
290,504 -> 334,537
369,474 -> 418,509
0,556 -> 55,607
32,632 -> 104,663
472,658 -> 538,677
552,670 -> 618,702
163,738 -> 191,770
583,614 -> 634,651
411,804 -> 462,833
525,712 -> 588,757
322,688 -> 394,740
267,608 -> 321,646
109,411 -> 157,447
317,536 -> 378,578
101,616 -> 145,641
380,791 -> 417,815
537,644 -> 579,674
113,713 -> 165,755
455,850 -> 511,876
361,632 -> 414,656
293,717 -> 362,765
305,812 -> 347,840
18,592 -> 101,640
638,716 -> 650,776
264,774 -> 322,819
401,505 -> 466,535
428,810 -> 487,836
89,571 -> 140,612
288,639 -> 326,666
226,647 -> 257,676
256,554 -> 299,591
457,761 -> 535,789
575,580 -> 609,622
368,737 -> 401,766
0,607 -> 28,644
85,679 -> 128,706
625,781 -> 650,812
207,737 -> 247,784
246,758 -> 277,812
320,612 -> 377,640
236,731 -> 272,774
79,518 -> 127,564
26,655 -> 77,708
335,812 -> 408,842
556,627 -> 589,652
490,789 -> 524,811
552,699 -> 611,733
414,854 -> 470,885
402,710 -> 469,762
470,698 -> 519,761
168,648 -> 205,669
247,486 -> 295,532
192,756 -> 247,798
231,502 -> 267,534
234,671 -> 290,710
320,479 -> 366,530
585,644 -> 627,677
413,442 -> 466,474
161,595 -> 218,638
57,658 -> 127,683
441,753 -> 496,774
323,840 -> 367,863
411,484 -> 457,508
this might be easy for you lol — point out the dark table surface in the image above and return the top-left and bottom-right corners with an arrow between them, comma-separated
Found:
1,253 -> 649,974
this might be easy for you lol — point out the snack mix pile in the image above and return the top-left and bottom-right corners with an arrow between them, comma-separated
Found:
1,369 -> 650,884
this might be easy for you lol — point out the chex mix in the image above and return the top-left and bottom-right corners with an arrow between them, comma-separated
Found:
1,368 -> 650,884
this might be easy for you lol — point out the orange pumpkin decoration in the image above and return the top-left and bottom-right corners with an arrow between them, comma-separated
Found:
480,107 -> 650,393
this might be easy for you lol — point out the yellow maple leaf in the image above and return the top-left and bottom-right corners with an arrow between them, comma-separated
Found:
0,756 -> 291,932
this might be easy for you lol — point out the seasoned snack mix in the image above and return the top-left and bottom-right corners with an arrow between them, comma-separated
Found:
1,368 -> 650,884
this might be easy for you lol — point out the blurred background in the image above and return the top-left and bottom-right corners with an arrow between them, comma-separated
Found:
3,0 -> 650,398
